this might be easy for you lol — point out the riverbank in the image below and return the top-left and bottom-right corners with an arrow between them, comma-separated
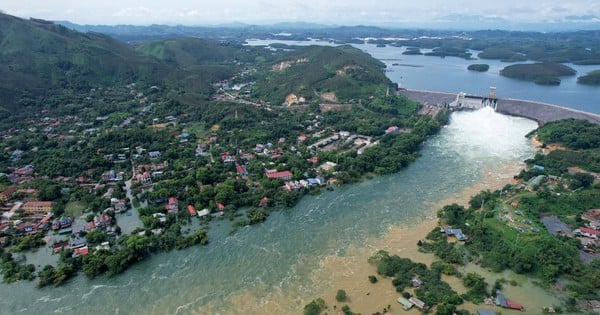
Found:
309,159 -> 553,315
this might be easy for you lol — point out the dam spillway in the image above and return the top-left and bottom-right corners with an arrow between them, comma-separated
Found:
398,89 -> 600,124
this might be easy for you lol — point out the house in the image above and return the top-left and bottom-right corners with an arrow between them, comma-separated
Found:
526,175 -> 546,189
442,227 -> 468,241
587,300 -> 600,313
95,215 -> 112,230
236,164 -> 248,177
0,187 -> 17,202
137,172 -> 152,186
111,198 -> 128,213
149,151 -> 161,159
477,310 -> 497,315
576,227 -> 600,238
73,246 -> 89,256
69,236 -> 87,249
411,277 -> 423,288
86,221 -> 96,231
532,164 -> 545,171
220,152 -> 235,163
95,241 -> 111,252
37,212 -> 54,230
166,197 -> 179,214
409,297 -> 426,309
495,290 -> 525,311
396,296 -> 413,310
152,213 -> 167,223
102,170 -> 116,181
21,201 -> 53,215
265,170 -> 293,180
217,203 -> 225,211
52,240 -> 69,253
307,178 -> 319,187
385,126 -> 399,134
197,208 -> 210,217
259,197 -> 269,207
187,205 -> 197,216
318,161 -> 337,172
582,209 -> 600,230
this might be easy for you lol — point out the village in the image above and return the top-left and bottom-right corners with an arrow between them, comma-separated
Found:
0,67 -> 422,283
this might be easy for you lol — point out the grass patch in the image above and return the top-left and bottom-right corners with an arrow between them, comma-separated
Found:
64,201 -> 86,217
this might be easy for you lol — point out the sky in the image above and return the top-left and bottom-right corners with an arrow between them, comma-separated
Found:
1,0 -> 599,29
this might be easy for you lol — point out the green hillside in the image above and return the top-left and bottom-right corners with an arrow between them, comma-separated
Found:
252,45 -> 392,104
0,14 -> 181,104
0,13 -> 244,113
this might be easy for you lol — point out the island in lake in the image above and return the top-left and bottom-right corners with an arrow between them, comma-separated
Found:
499,63 -> 576,85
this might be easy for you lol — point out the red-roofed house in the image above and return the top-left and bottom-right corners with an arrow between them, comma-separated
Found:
86,221 -> 96,231
236,164 -> 248,177
22,201 -> 53,215
137,172 -> 152,186
385,126 -> 399,134
187,205 -> 197,216
266,170 -> 293,180
0,187 -> 17,202
217,203 -> 225,211
166,197 -> 179,214
307,156 -> 319,164
259,197 -> 269,207
506,300 -> 525,311
73,246 -> 89,256
579,227 -> 600,237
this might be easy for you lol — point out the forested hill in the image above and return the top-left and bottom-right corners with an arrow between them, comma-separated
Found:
0,13 -> 182,109
252,44 -> 392,104
0,12 -> 397,122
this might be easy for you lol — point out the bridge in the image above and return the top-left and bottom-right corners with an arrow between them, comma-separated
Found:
398,88 -> 600,124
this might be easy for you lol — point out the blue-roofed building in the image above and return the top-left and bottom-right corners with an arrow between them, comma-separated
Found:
307,178 -> 319,186
442,227 -> 468,241
477,310 -> 497,315
495,290 -> 508,308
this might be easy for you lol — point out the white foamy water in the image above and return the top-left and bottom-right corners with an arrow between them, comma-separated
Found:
0,109 -> 539,315
442,107 -> 537,161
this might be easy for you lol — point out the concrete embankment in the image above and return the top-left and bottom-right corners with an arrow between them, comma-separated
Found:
399,89 -> 600,124
398,89 -> 456,106
495,98 -> 600,124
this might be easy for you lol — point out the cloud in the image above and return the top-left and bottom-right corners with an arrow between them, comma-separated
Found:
113,6 -> 152,18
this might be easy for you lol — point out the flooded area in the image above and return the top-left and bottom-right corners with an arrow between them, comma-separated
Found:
0,108 -> 547,315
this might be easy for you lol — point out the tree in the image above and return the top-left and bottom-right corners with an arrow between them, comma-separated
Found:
336,289 -> 347,302
463,272 -> 488,302
303,298 -> 326,315
438,203 -> 467,226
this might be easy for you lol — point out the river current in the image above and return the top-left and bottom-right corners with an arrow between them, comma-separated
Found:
0,108 -> 539,314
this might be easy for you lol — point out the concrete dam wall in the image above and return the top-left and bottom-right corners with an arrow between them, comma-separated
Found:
398,89 -> 600,124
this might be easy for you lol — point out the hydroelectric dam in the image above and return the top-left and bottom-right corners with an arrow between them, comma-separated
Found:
398,88 -> 600,124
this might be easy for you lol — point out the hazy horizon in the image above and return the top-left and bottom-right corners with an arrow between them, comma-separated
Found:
2,0 -> 600,31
